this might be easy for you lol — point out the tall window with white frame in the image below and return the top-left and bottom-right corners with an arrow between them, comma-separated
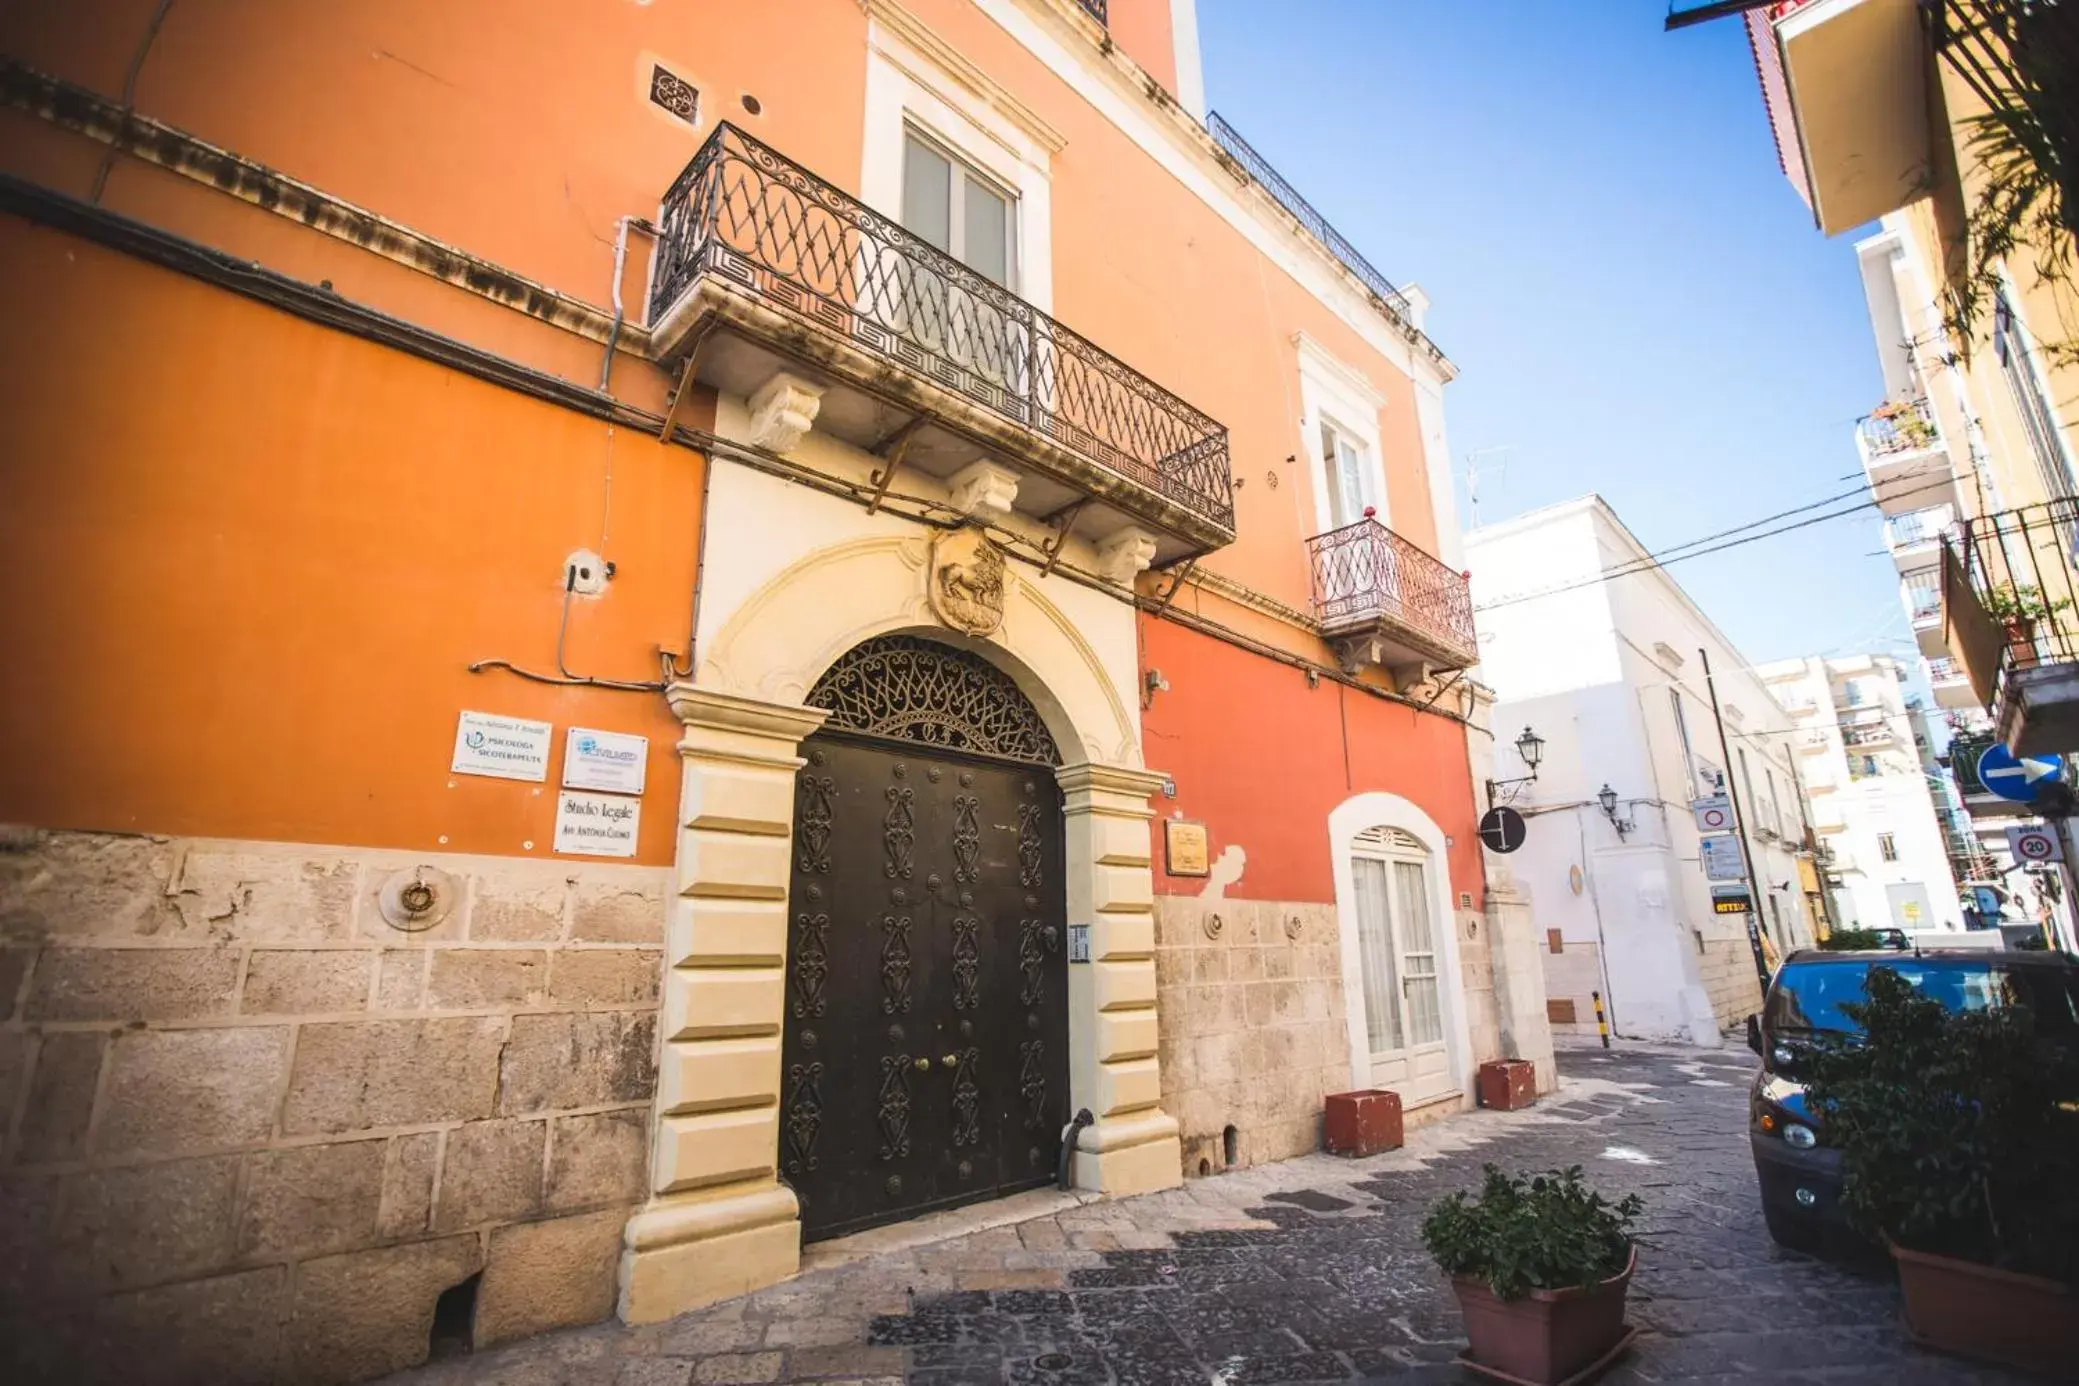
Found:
1318,414 -> 1374,529
902,129 -> 1015,287
1878,832 -> 1898,863
900,128 -> 1021,386
1994,281 -> 2078,501
1670,689 -> 1701,798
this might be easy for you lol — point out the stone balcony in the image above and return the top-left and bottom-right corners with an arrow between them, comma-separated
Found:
646,123 -> 1235,569
1306,516 -> 1476,685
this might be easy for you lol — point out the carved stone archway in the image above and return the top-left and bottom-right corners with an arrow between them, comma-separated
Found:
618,538 -> 1178,1325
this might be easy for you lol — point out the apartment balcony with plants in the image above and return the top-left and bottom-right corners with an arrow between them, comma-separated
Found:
1857,396 -> 1958,516
1941,496 -> 2079,754
646,123 -> 1235,565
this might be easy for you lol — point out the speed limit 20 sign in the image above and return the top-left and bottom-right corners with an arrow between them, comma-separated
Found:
2007,825 -> 2063,864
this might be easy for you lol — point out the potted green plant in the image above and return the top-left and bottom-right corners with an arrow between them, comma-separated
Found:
1801,967 -> 2079,1376
1422,1165 -> 1642,1384
1870,398 -> 1937,449
1979,583 -> 2069,669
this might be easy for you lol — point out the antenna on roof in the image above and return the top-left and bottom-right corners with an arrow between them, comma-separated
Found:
1465,446 -> 1514,527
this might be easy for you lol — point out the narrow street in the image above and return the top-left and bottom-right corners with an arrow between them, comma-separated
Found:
384,1045 -> 2017,1386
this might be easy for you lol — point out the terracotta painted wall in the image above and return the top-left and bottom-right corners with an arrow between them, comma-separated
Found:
5,0 -> 1449,621
0,0 -> 1464,864
1138,617 -> 1482,905
0,0 -> 869,311
0,221 -> 699,865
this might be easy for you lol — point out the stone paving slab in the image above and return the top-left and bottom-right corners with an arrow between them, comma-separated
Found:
381,1045 -> 2018,1385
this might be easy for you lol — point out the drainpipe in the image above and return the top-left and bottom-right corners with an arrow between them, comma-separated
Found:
598,215 -> 655,392
1058,1109 -> 1094,1191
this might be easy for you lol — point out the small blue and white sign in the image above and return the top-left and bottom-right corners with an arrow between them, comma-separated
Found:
563,726 -> 648,795
1976,744 -> 2065,804
1699,833 -> 1745,882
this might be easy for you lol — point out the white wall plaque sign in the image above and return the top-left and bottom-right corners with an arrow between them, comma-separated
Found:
563,726 -> 648,795
452,711 -> 552,782
553,790 -> 641,858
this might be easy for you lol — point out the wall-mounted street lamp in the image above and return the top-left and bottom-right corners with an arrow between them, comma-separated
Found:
1485,725 -> 1546,807
1597,784 -> 1637,839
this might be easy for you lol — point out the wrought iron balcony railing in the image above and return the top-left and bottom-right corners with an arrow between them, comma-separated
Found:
650,122 -> 1234,534
1205,112 -> 1415,322
1072,0 -> 1108,23
1859,397 -> 1942,458
1306,517 -> 1476,666
1945,495 -> 2079,689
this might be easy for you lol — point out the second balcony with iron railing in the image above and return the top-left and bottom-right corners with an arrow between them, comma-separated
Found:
1941,495 -> 2079,755
646,122 -> 1235,562
1307,514 -> 1477,682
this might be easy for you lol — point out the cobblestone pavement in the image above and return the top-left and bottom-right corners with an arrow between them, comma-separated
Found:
385,1045 -> 2022,1385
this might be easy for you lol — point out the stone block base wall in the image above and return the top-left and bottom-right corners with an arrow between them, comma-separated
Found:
0,831 -> 665,1386
1698,935 -> 1764,1032
1152,897 -> 1349,1177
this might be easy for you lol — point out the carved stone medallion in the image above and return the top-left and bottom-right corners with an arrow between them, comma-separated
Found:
928,527 -> 1007,637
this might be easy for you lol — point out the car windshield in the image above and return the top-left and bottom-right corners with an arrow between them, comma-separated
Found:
1766,958 -> 2013,1035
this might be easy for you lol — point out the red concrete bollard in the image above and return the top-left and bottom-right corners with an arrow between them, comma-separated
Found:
1477,1059 -> 1538,1111
1323,1088 -> 1403,1157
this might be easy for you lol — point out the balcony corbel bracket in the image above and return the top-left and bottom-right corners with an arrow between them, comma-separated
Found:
1151,558 -> 1199,617
655,322 -> 718,444
866,416 -> 928,515
1038,497 -> 1093,577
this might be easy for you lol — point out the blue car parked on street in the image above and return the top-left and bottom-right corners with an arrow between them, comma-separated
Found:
1746,947 -> 2079,1252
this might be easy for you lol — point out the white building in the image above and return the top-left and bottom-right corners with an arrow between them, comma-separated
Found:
1467,496 -> 1818,1047
1758,655 -> 1965,933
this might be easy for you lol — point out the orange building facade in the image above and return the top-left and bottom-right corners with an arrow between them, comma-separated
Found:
0,2 -> 1551,1379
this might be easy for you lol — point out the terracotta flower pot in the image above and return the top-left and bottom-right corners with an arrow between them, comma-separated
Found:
2005,618 -> 2040,670
1450,1245 -> 1636,1385
1478,1059 -> 1537,1111
1893,1242 -> 2078,1377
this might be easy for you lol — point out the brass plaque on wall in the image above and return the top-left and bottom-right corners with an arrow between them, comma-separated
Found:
1164,820 -> 1209,877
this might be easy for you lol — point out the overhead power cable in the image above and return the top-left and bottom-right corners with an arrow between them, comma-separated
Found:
1473,470 -> 1961,614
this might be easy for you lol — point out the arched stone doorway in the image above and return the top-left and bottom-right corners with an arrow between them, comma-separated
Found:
1326,792 -> 1474,1118
782,636 -> 1071,1239
617,531 -> 1183,1327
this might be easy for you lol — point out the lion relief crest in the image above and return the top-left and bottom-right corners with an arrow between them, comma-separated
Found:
928,527 -> 1007,637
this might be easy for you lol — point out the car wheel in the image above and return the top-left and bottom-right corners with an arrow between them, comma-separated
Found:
1763,1199 -> 1822,1253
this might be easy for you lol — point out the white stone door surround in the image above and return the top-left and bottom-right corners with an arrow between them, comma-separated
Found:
618,522 -> 1181,1324
1326,792 -> 1476,1114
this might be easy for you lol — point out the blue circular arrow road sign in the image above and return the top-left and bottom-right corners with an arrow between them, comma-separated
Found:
1976,744 -> 2066,804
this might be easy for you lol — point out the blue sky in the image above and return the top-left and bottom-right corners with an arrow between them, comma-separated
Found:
1196,0 -> 1919,670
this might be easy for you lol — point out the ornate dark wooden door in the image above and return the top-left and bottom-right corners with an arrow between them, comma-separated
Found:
781,637 -> 1068,1242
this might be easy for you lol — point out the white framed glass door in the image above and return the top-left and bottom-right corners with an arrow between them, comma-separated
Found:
1320,416 -> 1371,528
1351,831 -> 1452,1103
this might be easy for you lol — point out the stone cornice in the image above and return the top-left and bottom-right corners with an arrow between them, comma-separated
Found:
1187,567 -> 1320,635
863,0 -> 1069,153
999,0 -> 1455,381
0,59 -> 645,356
1057,761 -> 1168,801
667,683 -> 830,742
